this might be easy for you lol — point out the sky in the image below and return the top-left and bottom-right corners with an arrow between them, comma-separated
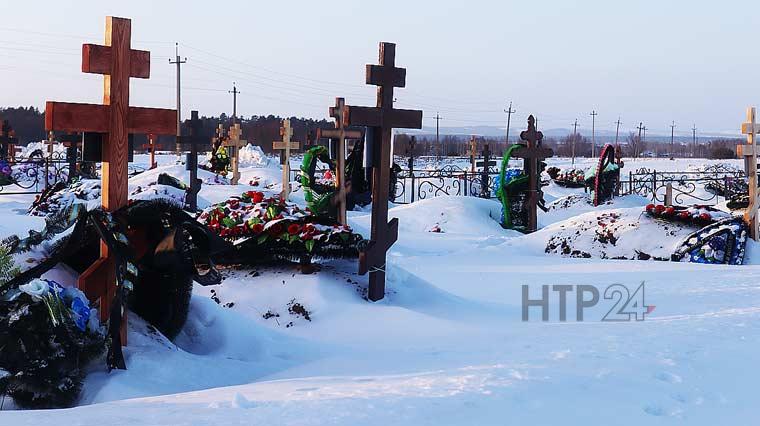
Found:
0,0 -> 757,137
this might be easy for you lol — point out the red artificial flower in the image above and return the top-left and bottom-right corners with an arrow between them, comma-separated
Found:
654,205 -> 666,214
678,211 -> 690,219
251,223 -> 264,234
664,207 -> 675,216
287,223 -> 301,235
645,203 -> 655,212
269,223 -> 284,236
699,213 -> 711,222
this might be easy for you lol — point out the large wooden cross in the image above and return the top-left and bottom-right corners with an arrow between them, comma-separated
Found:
512,115 -> 553,233
317,97 -> 363,224
739,107 -> 760,239
179,111 -> 204,211
344,42 -> 423,302
272,119 -> 300,200
223,123 -> 246,184
45,17 -> 176,332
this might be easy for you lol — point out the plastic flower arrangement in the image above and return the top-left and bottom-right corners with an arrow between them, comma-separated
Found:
644,204 -> 729,226
0,278 -> 105,408
198,190 -> 357,253
0,159 -> 13,186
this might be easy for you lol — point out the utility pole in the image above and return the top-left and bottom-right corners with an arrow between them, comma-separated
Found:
435,113 -> 442,160
572,119 -> 579,166
590,110 -> 598,158
636,122 -> 645,159
614,117 -> 622,148
504,102 -> 516,145
670,121 -> 676,159
229,82 -> 240,123
692,124 -> 697,158
169,42 -> 187,161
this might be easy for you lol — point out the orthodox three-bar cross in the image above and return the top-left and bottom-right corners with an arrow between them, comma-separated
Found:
739,107 -> 760,240
512,115 -> 553,233
344,42 -> 423,302
272,119 -> 300,200
44,16 -> 177,339
224,123 -> 247,184
317,97 -> 363,224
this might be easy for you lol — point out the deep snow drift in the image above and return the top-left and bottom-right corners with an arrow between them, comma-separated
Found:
2,153 -> 759,425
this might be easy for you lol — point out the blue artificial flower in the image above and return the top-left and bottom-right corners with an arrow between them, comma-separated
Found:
70,297 -> 90,332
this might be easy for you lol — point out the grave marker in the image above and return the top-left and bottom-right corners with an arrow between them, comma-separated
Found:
148,133 -> 156,169
343,42 -> 423,301
512,115 -> 553,232
317,97 -> 364,224
469,135 -> 477,173
178,111 -> 204,211
272,119 -> 300,200
0,120 -> 18,163
739,107 -> 760,239
223,123 -> 246,184
476,144 -> 496,198
58,133 -> 82,183
45,16 -> 177,338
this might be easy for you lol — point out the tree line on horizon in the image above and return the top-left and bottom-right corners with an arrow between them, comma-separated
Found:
0,106 -> 742,160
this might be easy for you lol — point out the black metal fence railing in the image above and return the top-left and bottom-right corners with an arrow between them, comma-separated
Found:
288,163 -> 747,207
0,151 -> 71,195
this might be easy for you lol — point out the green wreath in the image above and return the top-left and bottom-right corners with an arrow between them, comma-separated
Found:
496,144 -> 529,230
210,146 -> 230,175
300,146 -> 337,216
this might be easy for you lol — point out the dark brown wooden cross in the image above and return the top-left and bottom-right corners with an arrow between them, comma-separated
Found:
0,120 -> 18,162
58,133 -> 83,183
317,97 -> 364,224
178,111 -> 204,211
476,144 -> 496,198
344,42 -> 423,302
469,136 -> 478,173
45,16 -> 177,338
512,115 -> 553,232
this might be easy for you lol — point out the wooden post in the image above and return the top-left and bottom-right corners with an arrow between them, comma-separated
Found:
148,133 -> 156,169
317,98 -> 363,224
512,116 -> 554,233
272,119 -> 300,200
469,135 -> 477,173
223,123 -> 246,184
344,42 -> 423,301
739,107 -> 760,239
44,16 -> 177,341
665,183 -> 673,207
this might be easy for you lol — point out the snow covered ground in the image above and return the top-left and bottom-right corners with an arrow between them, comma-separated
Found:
2,152 -> 759,425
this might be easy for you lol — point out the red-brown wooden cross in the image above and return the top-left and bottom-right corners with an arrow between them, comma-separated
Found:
344,42 -> 423,302
45,16 -> 177,341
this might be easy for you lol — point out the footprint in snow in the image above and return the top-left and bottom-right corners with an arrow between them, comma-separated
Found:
655,371 -> 683,384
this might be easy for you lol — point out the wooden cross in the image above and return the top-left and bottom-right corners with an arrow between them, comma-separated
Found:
469,136 -> 478,173
178,111 -> 204,211
272,119 -> 300,200
0,120 -> 18,162
45,16 -> 177,334
512,115 -> 554,233
406,135 -> 416,172
317,97 -> 364,224
476,144 -> 496,198
739,107 -> 760,239
344,42 -> 423,302
223,123 -> 246,184
58,133 -> 82,183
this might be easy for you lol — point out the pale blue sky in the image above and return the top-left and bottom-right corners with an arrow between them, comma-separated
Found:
0,0 -> 756,136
